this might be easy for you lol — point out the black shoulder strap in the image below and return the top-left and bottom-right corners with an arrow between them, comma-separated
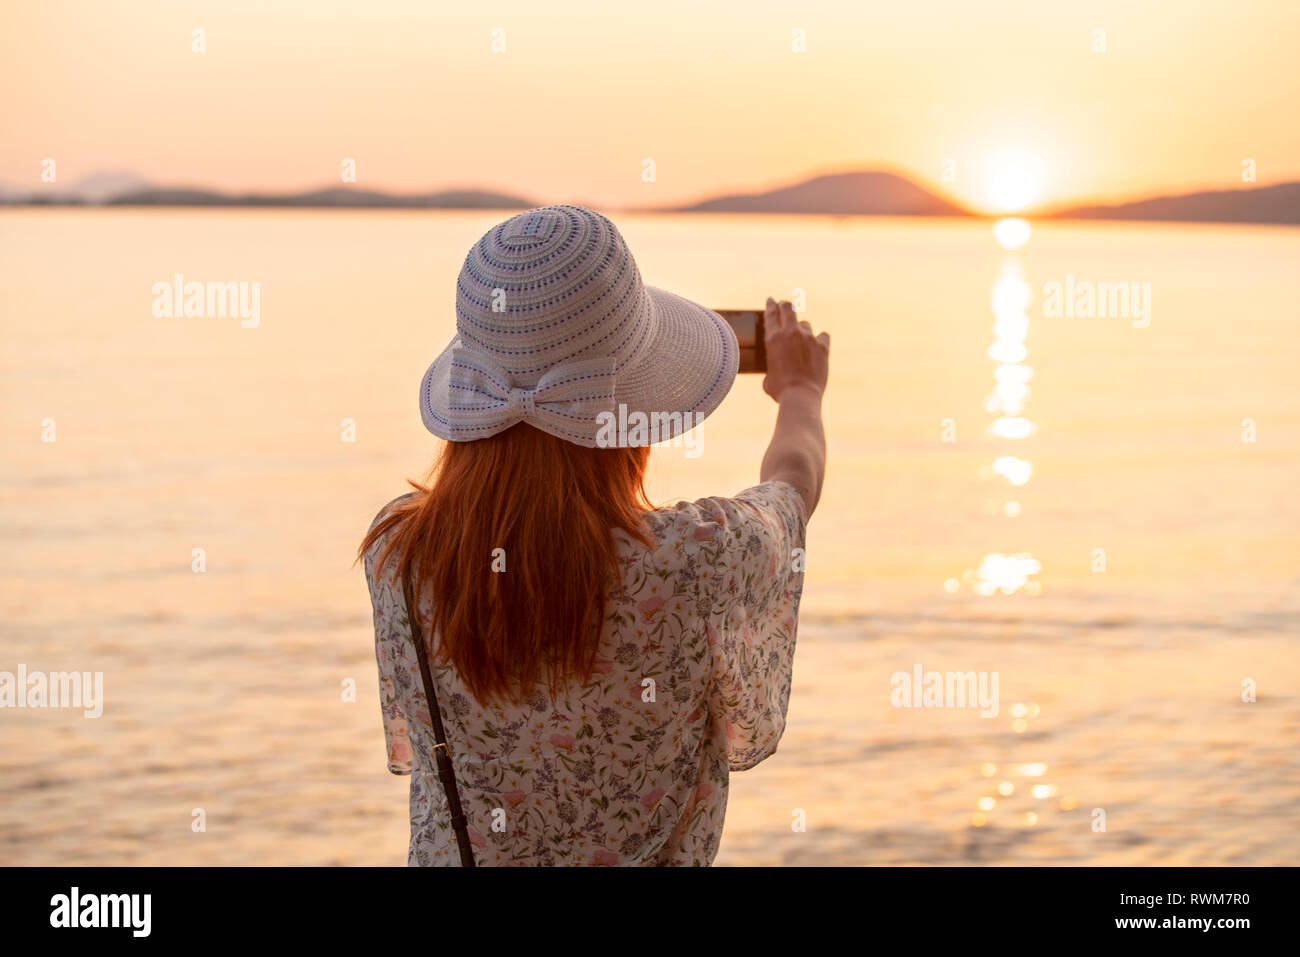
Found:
401,571 -> 476,867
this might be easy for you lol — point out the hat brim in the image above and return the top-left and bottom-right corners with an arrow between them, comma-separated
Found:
420,286 -> 739,449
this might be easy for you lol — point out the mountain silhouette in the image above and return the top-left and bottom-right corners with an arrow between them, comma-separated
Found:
673,171 -> 970,216
4,169 -> 1297,224
69,172 -> 154,203
1044,182 -> 1300,225
103,186 -> 536,209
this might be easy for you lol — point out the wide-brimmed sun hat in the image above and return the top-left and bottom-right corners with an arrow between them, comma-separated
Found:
420,205 -> 738,448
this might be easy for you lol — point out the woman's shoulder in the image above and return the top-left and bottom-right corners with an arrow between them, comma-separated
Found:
368,491 -> 419,532
624,480 -> 808,607
362,491 -> 421,571
641,479 -> 807,547
657,479 -> 805,525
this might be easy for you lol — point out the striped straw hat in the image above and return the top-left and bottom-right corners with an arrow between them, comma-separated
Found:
420,205 -> 738,448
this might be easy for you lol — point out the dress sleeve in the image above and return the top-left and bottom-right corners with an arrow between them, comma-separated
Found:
364,499 -> 416,775
690,480 -> 808,771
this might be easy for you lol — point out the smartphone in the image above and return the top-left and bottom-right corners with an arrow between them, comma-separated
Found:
714,309 -> 766,373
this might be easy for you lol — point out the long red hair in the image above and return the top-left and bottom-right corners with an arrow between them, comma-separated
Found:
360,424 -> 653,705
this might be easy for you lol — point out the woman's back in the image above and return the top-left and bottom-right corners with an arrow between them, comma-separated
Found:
366,479 -> 807,866
362,205 -> 828,865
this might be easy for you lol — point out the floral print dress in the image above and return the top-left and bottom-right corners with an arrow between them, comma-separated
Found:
364,480 -> 807,866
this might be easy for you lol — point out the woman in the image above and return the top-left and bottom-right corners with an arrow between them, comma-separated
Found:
361,205 -> 828,865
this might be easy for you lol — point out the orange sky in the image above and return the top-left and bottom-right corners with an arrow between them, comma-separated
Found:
3,0 -> 1298,213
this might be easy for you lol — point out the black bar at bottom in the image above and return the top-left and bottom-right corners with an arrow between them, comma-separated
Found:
0,865 -> 1283,942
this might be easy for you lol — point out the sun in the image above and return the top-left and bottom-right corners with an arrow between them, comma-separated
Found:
983,149 -> 1042,213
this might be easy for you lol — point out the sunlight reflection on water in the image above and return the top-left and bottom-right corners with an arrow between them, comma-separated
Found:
968,705 -> 1075,833
992,216 -> 1032,250
950,219 -> 1043,597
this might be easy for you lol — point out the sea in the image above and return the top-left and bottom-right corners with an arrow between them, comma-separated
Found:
1,209 -> 1297,864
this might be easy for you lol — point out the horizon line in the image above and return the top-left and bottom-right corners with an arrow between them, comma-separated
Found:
5,165 -> 1296,218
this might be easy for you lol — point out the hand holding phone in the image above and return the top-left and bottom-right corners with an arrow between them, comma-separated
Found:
759,298 -> 830,403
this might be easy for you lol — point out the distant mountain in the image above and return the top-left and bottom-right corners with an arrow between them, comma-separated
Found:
0,171 -> 154,204
69,172 -> 154,203
5,169 -> 1296,223
0,183 -> 536,209
104,186 -> 536,209
1046,182 -> 1300,225
674,171 -> 971,217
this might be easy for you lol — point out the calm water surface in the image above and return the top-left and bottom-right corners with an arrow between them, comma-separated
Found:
1,210 -> 1297,864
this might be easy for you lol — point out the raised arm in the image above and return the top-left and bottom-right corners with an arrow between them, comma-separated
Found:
759,298 -> 829,517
